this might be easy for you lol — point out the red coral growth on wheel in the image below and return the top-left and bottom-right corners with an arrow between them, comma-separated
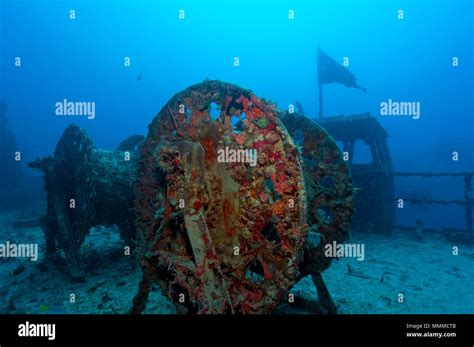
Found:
134,80 -> 308,314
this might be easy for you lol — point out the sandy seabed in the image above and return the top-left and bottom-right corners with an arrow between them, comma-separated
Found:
0,209 -> 473,314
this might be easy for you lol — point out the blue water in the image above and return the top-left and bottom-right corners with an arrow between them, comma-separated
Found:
1,0 -> 473,229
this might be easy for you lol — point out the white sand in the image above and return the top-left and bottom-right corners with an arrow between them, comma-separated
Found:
293,230 -> 474,313
1,209 -> 473,314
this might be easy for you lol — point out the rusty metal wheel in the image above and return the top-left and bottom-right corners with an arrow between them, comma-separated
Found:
279,113 -> 354,274
135,80 -> 307,314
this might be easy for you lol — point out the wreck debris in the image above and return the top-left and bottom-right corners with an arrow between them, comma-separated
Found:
414,219 -> 424,242
117,135 -> 145,152
27,80 -> 355,313
133,80 -> 308,314
392,171 -> 473,231
318,114 -> 473,235
280,113 -> 355,274
317,113 -> 394,234
280,112 -> 355,314
29,125 -> 140,278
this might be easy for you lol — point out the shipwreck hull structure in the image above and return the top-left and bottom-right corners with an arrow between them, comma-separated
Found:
317,114 -> 395,234
29,125 -> 141,277
31,80 -> 355,313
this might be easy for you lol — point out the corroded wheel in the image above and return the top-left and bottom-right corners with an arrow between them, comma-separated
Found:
135,80 -> 307,314
279,113 -> 354,274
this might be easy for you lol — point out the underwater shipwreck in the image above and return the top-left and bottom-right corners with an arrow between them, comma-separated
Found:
24,80 -> 354,314
1,79 -> 473,315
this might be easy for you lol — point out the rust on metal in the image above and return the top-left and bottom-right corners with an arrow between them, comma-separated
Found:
280,113 -> 355,274
135,80 -> 308,314
29,125 -> 140,278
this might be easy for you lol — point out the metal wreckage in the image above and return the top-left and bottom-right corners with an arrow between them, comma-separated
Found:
31,80 -> 355,314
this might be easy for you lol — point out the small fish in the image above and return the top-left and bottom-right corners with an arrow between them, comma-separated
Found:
39,304 -> 49,312
137,74 -> 143,81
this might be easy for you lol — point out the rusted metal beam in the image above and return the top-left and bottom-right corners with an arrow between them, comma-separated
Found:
393,197 -> 467,206
392,172 -> 474,177
464,174 -> 472,230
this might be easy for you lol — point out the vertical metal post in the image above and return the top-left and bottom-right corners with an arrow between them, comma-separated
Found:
318,83 -> 323,118
465,174 -> 472,230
